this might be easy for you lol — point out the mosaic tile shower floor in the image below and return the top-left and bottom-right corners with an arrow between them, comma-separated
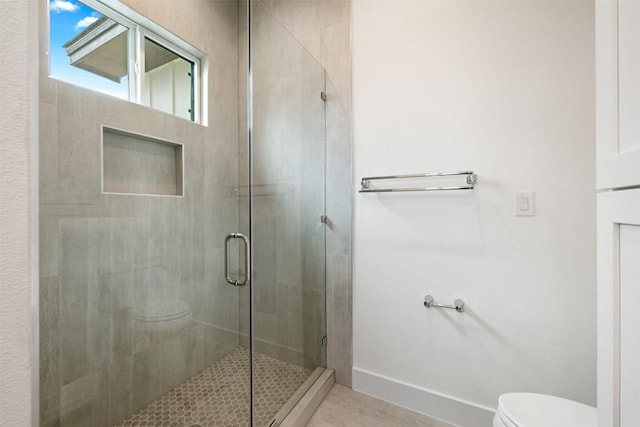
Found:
116,348 -> 312,427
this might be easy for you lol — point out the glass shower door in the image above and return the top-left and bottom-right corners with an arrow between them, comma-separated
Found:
40,1 -> 251,426
247,2 -> 328,425
39,0 -> 326,424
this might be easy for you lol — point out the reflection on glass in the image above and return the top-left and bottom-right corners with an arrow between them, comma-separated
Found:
49,0 -> 129,99
143,38 -> 195,121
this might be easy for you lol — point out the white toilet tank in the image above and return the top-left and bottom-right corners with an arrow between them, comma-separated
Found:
131,299 -> 192,333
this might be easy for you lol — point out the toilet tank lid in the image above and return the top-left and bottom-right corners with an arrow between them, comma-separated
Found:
498,393 -> 596,427
131,299 -> 191,321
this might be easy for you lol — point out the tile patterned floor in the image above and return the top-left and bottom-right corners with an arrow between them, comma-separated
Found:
116,347 -> 312,427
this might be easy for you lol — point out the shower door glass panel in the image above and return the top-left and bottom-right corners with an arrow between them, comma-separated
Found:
40,108 -> 251,427
39,0 -> 250,425
248,2 -> 327,425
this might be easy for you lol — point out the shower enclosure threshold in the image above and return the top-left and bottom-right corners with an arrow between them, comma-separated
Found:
277,368 -> 335,427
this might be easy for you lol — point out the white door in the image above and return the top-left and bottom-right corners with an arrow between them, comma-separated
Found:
596,0 -> 640,191
597,190 -> 640,427
597,1 -> 640,426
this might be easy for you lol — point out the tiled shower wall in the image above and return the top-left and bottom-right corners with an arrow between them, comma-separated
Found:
38,1 -> 241,425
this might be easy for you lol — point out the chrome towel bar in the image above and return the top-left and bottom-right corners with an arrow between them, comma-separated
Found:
424,295 -> 465,313
359,171 -> 477,193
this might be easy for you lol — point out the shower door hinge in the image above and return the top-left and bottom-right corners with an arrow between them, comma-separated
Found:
320,91 -> 327,102
321,335 -> 328,347
320,215 -> 328,224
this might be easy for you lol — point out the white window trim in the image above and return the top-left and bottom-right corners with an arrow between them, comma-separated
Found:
49,0 -> 208,125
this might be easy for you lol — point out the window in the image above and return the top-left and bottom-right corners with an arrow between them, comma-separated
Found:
49,0 -> 205,123
143,37 -> 195,121
49,1 -> 131,100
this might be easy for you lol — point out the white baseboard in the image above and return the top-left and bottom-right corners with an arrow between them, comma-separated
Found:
352,367 -> 496,427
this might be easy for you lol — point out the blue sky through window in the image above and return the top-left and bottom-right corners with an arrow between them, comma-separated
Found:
49,0 -> 129,99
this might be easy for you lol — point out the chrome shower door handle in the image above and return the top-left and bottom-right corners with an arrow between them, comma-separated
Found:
236,233 -> 250,286
224,234 -> 236,286
224,233 -> 250,287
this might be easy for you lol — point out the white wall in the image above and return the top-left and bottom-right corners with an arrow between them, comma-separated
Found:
352,1 -> 596,425
0,1 -> 38,426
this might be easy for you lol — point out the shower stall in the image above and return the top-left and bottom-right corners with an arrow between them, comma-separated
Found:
39,0 -> 332,425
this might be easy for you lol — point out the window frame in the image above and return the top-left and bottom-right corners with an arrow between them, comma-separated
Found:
48,0 -> 206,124
139,29 -> 201,123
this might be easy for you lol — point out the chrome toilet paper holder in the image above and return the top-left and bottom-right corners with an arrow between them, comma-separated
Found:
423,295 -> 465,313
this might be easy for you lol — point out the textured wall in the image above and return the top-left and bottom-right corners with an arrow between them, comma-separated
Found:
0,1 -> 38,426
352,0 -> 596,419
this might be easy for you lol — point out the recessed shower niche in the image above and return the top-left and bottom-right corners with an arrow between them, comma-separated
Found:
102,126 -> 184,196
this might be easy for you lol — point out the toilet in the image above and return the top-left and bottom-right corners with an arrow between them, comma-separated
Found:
494,393 -> 596,427
131,299 -> 192,333
131,299 -> 193,383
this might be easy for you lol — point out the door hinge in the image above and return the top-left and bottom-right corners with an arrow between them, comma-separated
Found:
320,215 -> 328,224
320,91 -> 327,102
321,335 -> 328,347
